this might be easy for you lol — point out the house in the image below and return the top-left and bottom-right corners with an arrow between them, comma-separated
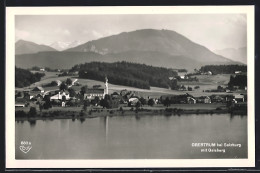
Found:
225,89 -> 231,93
15,97 -> 27,107
196,96 -> 211,104
225,95 -> 235,102
187,97 -> 196,104
111,92 -> 120,99
233,86 -> 240,90
234,94 -> 245,103
84,88 -> 105,100
50,91 -> 70,101
211,95 -> 224,103
71,79 -> 78,86
15,103 -> 25,107
207,71 -> 212,75
171,94 -> 191,104
120,89 -> 128,96
15,91 -> 24,98
40,68 -> 45,71
128,97 -> 139,106
55,80 -> 62,86
32,86 -> 44,93
202,71 -> 212,75
235,71 -> 242,74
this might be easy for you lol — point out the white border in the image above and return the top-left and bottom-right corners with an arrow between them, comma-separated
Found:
6,6 -> 255,168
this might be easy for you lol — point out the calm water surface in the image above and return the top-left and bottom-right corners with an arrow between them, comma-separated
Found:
15,114 -> 247,159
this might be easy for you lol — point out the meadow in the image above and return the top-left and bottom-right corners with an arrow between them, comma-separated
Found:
16,71 -> 246,98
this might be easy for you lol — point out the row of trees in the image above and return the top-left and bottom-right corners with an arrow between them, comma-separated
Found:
29,66 -> 61,72
15,67 -> 45,88
228,75 -> 247,89
199,65 -> 247,75
71,61 -> 178,89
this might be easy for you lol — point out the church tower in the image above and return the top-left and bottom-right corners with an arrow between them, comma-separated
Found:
104,76 -> 108,95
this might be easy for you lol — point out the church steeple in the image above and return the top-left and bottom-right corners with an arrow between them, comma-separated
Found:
104,76 -> 108,95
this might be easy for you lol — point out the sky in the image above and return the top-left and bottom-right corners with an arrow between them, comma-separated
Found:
15,14 -> 247,51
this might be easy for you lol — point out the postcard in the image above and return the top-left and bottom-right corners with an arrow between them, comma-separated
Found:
6,6 -> 255,168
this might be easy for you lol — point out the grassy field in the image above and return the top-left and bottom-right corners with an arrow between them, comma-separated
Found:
16,72 -> 246,98
16,103 -> 227,114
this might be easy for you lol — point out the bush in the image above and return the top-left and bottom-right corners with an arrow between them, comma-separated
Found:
28,107 -> 37,117
15,110 -> 27,117
148,99 -> 155,107
216,107 -> 222,110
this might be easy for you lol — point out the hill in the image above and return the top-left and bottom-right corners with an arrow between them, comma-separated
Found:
15,40 -> 57,55
214,47 -> 247,64
15,67 -> 45,88
72,61 -> 178,89
15,29 -> 239,70
66,29 -> 232,63
15,50 -> 204,70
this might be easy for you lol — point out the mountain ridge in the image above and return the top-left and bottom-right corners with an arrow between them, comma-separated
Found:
65,29 -> 231,63
15,40 -> 57,55
214,47 -> 247,64
15,29 -> 241,71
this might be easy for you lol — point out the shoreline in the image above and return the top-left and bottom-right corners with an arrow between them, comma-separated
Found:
15,108 -> 247,121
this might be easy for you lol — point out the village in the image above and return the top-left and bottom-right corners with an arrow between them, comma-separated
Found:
15,67 -> 247,119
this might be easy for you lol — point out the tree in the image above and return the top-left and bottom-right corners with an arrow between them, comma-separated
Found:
139,97 -> 147,105
170,79 -> 179,90
83,100 -> 90,111
59,82 -> 68,91
28,107 -> 37,117
180,85 -> 186,90
93,96 -> 100,105
43,95 -> 52,109
15,67 -> 45,88
66,78 -> 72,85
135,101 -> 141,110
39,103 -> 43,112
68,88 -> 76,97
51,81 -> 58,86
148,99 -> 155,107
164,97 -> 171,107
80,86 -> 88,95
62,95 -> 66,102
100,99 -> 109,108
217,85 -> 223,91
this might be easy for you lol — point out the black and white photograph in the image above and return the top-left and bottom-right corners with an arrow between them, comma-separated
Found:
6,6 -> 255,168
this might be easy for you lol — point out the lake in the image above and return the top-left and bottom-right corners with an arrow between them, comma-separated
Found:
15,114 -> 247,159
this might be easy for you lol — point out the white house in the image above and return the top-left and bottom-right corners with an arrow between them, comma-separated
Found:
234,94 -> 245,103
84,77 -> 109,100
50,91 -> 70,101
84,89 -> 105,100
187,97 -> 196,104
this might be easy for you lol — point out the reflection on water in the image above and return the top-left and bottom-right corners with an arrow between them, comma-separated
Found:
15,114 -> 247,159
29,120 -> 36,128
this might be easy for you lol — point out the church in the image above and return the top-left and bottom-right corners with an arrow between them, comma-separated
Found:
84,77 -> 109,100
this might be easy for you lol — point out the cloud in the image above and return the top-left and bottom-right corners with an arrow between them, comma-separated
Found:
82,30 -> 89,34
15,29 -> 30,41
54,28 -> 71,36
63,29 -> 70,35
226,14 -> 247,26
92,30 -> 103,38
